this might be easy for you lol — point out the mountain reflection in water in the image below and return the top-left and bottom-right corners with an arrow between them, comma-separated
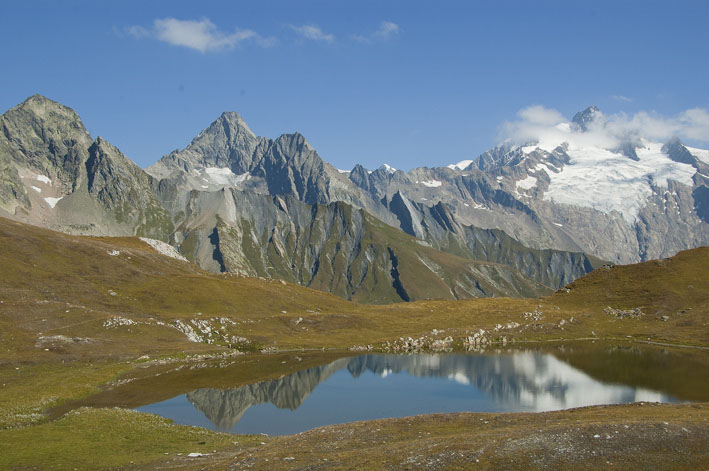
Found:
139,352 -> 675,434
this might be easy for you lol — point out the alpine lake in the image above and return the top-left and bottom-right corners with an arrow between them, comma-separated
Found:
54,342 -> 709,436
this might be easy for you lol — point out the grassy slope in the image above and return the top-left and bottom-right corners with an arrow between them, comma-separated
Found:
3,404 -> 705,471
548,247 -> 709,346
204,403 -> 709,471
0,216 -> 707,470
5,216 -> 705,359
0,408 -> 251,470
0,216 -> 547,364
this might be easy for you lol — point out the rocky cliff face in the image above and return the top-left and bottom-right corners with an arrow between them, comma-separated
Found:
0,96 -> 173,238
145,106 -> 602,298
344,108 -> 708,264
168,190 -> 553,303
10,96 -> 678,303
85,138 -> 173,239
0,96 -> 573,302
147,112 -> 396,225
454,135 -> 709,264
0,94 -> 93,193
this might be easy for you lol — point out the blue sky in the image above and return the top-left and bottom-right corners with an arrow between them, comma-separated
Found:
1,0 -> 708,170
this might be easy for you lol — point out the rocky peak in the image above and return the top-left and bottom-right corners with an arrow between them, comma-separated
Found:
1,95 -> 93,192
662,137 -> 697,166
86,135 -> 173,238
270,132 -> 320,166
12,94 -> 83,124
215,111 -> 256,137
348,164 -> 369,188
87,136 -> 145,195
474,143 -> 524,172
181,111 -> 261,171
92,135 -> 109,147
88,136 -> 129,165
3,94 -> 91,144
572,105 -> 602,131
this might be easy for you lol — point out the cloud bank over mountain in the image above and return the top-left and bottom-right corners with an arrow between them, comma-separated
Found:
501,105 -> 709,150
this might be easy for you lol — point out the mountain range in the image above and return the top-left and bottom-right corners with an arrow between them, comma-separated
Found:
2,95 -> 706,303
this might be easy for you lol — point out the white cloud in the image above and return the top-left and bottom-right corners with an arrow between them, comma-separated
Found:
290,24 -> 335,42
374,21 -> 400,38
611,108 -> 709,142
517,105 -> 565,126
124,25 -> 149,38
353,21 -> 400,43
125,17 -> 275,53
500,105 -> 709,149
611,95 -> 633,103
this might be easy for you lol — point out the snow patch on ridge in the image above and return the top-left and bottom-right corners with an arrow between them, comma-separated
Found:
204,167 -> 250,186
417,180 -> 442,188
516,176 -> 537,190
447,159 -> 474,170
35,174 -> 51,185
534,163 -> 555,174
139,238 -> 188,262
44,197 -> 62,208
686,146 -> 709,163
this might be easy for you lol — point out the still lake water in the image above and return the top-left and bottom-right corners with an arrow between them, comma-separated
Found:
137,349 -> 684,435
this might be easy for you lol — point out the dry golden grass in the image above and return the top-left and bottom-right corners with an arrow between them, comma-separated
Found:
1,217 -> 707,470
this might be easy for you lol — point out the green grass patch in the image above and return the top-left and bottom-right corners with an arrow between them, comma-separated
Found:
0,361 -> 128,429
0,407 -> 252,470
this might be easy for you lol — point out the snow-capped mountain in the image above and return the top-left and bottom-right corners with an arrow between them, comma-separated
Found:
460,106 -> 702,225
345,105 -> 707,264
2,96 -> 603,303
1,96 -> 706,303
437,106 -> 709,263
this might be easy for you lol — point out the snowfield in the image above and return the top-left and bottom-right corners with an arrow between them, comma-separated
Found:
516,176 -> 537,190
139,238 -> 188,262
35,174 -> 51,185
44,197 -> 63,208
687,146 -> 709,164
204,167 -> 250,186
418,180 -> 443,188
539,139 -> 696,223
